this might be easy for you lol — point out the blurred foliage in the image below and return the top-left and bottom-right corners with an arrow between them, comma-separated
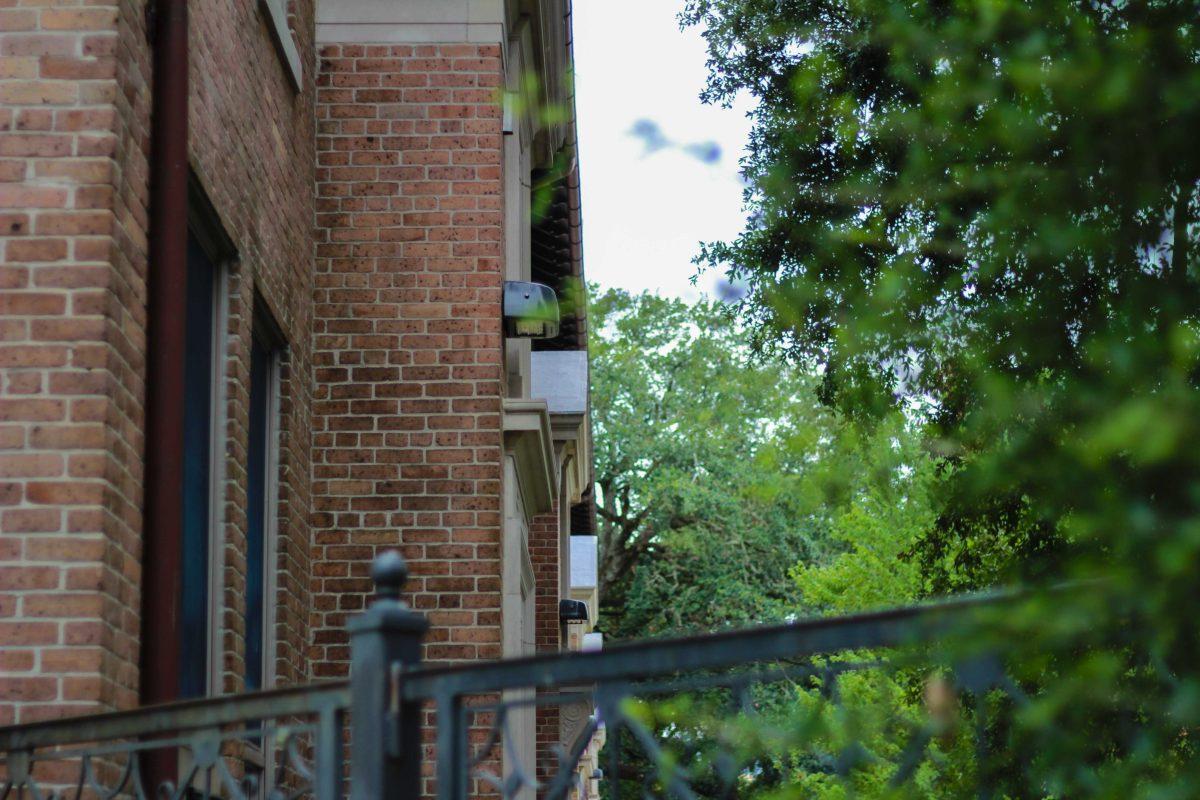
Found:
668,0 -> 1200,795
604,660 -> 983,800
502,67 -> 575,221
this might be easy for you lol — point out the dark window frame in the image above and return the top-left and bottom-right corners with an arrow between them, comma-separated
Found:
180,175 -> 236,699
245,298 -> 286,693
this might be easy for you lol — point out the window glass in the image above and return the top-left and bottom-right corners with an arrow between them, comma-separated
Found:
180,233 -> 217,699
246,320 -> 281,691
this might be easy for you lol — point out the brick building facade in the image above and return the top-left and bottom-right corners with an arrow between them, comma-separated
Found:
0,0 -> 595,789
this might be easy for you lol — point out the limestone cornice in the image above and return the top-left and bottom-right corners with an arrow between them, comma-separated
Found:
503,398 -> 555,517
316,0 -> 506,44
548,411 -> 589,506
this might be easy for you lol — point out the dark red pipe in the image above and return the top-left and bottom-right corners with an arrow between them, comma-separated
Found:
140,0 -> 188,711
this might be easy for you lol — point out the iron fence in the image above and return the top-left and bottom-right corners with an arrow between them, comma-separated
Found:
0,681 -> 349,800
399,571 -> 1023,800
2,552 -> 1026,800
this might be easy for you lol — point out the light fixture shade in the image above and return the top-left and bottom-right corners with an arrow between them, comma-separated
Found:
503,281 -> 560,339
559,598 -> 589,623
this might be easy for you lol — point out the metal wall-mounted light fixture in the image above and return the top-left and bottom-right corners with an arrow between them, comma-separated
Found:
503,281 -> 560,339
558,598 -> 589,624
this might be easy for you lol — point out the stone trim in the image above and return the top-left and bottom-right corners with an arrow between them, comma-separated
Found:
315,0 -> 505,44
502,398 -> 555,518
261,0 -> 304,91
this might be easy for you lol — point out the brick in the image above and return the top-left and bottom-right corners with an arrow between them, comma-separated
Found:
0,566 -> 60,589
0,9 -> 37,31
0,678 -> 56,702
0,35 -> 76,57
0,213 -> 29,235
0,161 -> 25,181
0,622 -> 58,645
32,317 -> 105,340
32,265 -> 108,288
24,537 -> 104,562
0,184 -> 67,207
0,346 -> 68,368
0,650 -> 34,671
0,399 -> 65,421
22,593 -> 104,618
39,8 -> 118,31
38,56 -> 116,80
61,675 -> 101,700
0,58 -> 37,79
7,238 -> 68,262
40,647 -> 102,673
0,292 -> 66,315
0,82 -> 77,105
2,508 -> 62,532
14,108 -> 52,132
24,481 -> 104,505
0,454 -> 63,478
0,134 -> 71,158
0,483 -> 20,505
28,423 -> 105,449
34,212 -> 110,236
54,110 -> 116,134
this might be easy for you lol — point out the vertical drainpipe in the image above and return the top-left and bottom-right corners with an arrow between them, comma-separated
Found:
140,0 -> 188,715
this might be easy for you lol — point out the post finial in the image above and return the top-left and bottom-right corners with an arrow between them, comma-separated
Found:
372,550 -> 408,601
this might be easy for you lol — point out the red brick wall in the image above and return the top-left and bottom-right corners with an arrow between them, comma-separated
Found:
188,0 -> 316,693
530,503 -> 562,791
311,42 -> 506,675
0,0 -> 317,727
0,0 -> 150,725
530,503 -> 561,654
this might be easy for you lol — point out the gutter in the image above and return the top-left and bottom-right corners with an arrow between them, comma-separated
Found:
562,0 -> 584,287
560,0 -> 596,536
140,0 -> 189,709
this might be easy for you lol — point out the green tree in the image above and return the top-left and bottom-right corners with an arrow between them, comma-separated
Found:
682,0 -> 1200,580
791,412 -> 935,614
590,287 -> 827,637
591,289 -> 949,799
681,0 -> 1200,795
590,287 -> 938,637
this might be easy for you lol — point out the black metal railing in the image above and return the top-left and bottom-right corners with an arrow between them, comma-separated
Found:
0,681 -> 349,800
396,576 -> 1024,800
2,552 -> 1025,800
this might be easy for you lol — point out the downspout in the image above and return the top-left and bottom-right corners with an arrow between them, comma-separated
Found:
139,0 -> 188,712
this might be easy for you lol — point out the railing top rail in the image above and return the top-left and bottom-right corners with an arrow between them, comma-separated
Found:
0,680 -> 350,753
399,587 -> 1026,700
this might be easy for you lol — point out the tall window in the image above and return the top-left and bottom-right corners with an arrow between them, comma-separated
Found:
180,233 -> 225,699
245,310 -> 283,691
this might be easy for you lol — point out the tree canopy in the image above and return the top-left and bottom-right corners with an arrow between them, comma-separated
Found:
682,0 -> 1200,586
590,287 -> 938,639
675,0 -> 1200,794
591,288 -> 823,636
590,288 -> 948,798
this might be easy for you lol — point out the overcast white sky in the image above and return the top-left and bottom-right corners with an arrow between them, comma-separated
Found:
572,0 -> 753,300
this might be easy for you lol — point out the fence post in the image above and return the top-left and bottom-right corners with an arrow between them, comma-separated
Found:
349,551 -> 429,799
